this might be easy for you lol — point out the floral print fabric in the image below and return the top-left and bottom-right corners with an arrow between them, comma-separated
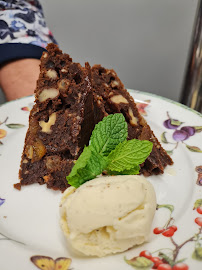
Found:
0,0 -> 57,48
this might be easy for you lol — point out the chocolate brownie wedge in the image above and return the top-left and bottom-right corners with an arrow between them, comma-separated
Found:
16,44 -> 95,191
16,44 -> 173,192
91,64 -> 173,175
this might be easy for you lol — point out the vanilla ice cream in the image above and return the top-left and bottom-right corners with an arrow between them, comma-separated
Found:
60,175 -> 156,257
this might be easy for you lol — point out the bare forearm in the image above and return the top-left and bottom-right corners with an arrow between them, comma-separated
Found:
0,59 -> 40,101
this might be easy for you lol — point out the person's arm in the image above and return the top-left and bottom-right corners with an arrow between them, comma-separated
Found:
0,58 -> 40,100
0,0 -> 57,101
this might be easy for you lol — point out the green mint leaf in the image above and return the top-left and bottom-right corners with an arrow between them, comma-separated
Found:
67,114 -> 153,188
106,139 -> 153,172
107,165 -> 140,175
67,146 -> 107,188
90,113 -> 128,156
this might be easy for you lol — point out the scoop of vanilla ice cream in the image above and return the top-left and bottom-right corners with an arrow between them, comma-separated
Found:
60,175 -> 156,257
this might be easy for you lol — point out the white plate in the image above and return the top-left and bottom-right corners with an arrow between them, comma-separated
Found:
0,90 -> 202,270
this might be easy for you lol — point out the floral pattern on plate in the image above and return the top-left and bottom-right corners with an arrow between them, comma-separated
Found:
0,116 -> 25,147
0,198 -> 5,206
0,117 -> 8,143
30,256 -> 72,270
125,197 -> 202,269
136,99 -> 151,116
196,166 -> 202,186
161,112 -> 202,154
21,102 -> 34,112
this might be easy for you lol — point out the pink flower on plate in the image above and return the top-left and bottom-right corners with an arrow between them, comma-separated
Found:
21,102 -> 34,112
136,100 -> 150,116
21,106 -> 30,112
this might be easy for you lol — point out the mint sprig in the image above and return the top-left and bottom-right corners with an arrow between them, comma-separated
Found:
67,146 -> 107,188
67,113 -> 153,188
90,113 -> 128,156
106,139 -> 153,172
107,165 -> 140,176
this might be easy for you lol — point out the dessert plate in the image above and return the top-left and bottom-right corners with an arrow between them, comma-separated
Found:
0,90 -> 201,270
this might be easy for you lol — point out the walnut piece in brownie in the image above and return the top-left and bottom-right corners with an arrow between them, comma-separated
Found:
17,44 -> 95,191
91,64 -> 173,175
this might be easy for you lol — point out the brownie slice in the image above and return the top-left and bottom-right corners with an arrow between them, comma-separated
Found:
17,44 -> 173,192
91,65 -> 173,175
16,44 -> 95,191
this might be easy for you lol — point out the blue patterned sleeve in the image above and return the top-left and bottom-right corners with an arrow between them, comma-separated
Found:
0,0 -> 57,65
